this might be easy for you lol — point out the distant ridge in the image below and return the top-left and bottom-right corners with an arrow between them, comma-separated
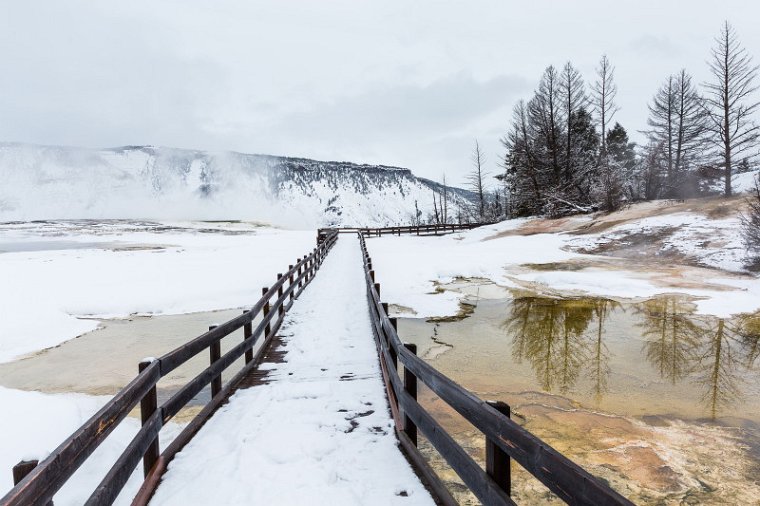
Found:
0,143 -> 472,228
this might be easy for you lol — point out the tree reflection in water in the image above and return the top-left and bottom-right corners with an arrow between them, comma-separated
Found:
589,299 -> 620,402
506,295 -> 760,419
506,297 -> 617,397
638,297 -> 760,419
638,298 -> 701,384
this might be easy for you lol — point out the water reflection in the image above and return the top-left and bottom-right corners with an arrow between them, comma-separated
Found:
506,295 -> 760,419
637,298 -> 701,385
506,297 -> 618,397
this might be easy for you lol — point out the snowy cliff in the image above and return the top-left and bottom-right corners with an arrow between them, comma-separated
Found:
0,143 -> 472,228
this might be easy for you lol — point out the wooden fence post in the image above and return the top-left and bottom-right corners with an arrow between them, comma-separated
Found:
209,326 -> 222,398
389,316 -> 399,370
486,400 -> 512,496
12,460 -> 38,486
12,460 -> 55,506
374,282 -> 380,298
257,290 -> 270,344
288,265 -> 295,302
139,359 -> 159,478
243,310 -> 253,364
403,343 -> 418,446
277,274 -> 285,316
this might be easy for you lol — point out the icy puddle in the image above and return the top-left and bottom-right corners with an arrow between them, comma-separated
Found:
0,308 -> 261,419
399,295 -> 760,504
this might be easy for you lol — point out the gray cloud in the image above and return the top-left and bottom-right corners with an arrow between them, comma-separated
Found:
1,0 -> 759,185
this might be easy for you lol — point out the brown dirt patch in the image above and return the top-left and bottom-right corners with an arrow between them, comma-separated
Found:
485,196 -> 749,241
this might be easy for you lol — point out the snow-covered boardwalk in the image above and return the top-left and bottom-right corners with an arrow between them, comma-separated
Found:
149,235 -> 434,505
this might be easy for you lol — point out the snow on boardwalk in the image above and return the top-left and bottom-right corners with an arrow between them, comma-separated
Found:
150,235 -> 435,505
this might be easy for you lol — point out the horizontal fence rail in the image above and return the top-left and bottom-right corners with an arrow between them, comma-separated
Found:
318,222 -> 495,239
358,232 -> 634,506
1,230 -> 339,506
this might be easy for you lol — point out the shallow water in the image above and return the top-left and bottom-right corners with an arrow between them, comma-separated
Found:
0,240 -> 128,253
399,295 -> 760,504
0,308 -> 265,419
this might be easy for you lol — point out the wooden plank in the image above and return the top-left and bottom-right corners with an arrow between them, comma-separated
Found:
85,410 -> 163,506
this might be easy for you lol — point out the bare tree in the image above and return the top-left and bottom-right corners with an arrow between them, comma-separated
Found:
592,55 -> 623,211
467,140 -> 488,220
431,189 -> 440,224
593,55 -> 620,159
703,21 -> 760,197
441,174 -> 449,223
646,70 -> 707,197
529,65 -> 564,184
559,61 -> 589,184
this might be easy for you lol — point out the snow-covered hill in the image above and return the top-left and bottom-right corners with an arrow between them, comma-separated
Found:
0,143 -> 472,228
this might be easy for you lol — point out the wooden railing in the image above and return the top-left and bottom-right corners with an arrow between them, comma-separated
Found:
1,230 -> 339,506
358,232 -> 634,506
318,222 -> 494,239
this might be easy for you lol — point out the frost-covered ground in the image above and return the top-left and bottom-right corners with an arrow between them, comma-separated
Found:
0,221 -> 315,363
151,235 -> 433,505
368,193 -> 760,320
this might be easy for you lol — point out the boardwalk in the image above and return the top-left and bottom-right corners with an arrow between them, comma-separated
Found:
149,235 -> 435,505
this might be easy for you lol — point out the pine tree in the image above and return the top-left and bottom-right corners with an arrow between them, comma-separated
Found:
606,123 -> 637,203
502,100 -> 545,216
567,107 -> 599,206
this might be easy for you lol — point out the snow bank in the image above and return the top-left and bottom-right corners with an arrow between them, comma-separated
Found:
731,169 -> 759,193
367,221 -> 577,317
0,223 -> 315,363
368,218 -> 760,319
151,236 -> 434,505
0,387 -> 183,505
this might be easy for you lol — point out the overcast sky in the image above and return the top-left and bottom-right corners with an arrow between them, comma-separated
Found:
2,1 -> 760,186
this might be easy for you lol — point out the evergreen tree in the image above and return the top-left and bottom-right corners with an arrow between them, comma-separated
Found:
606,123 -> 638,203
502,100 -> 545,216
567,107 -> 599,206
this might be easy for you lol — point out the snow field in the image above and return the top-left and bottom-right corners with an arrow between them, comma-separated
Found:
0,224 -> 315,363
367,218 -> 760,319
150,235 -> 434,505
0,387 -> 184,505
